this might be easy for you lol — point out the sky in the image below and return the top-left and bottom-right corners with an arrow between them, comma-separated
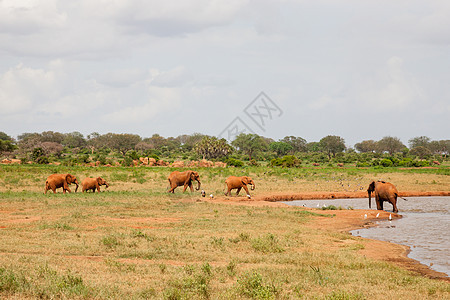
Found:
0,0 -> 449,148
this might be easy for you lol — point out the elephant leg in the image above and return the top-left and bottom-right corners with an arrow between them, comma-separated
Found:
242,185 -> 250,195
236,187 -> 241,195
183,184 -> 189,192
392,198 -> 398,213
168,184 -> 176,193
189,183 -> 194,192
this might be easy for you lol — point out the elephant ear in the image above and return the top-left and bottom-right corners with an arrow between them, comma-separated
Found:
241,177 -> 249,185
65,174 -> 72,183
368,181 -> 375,192
186,171 -> 193,183
97,177 -> 102,184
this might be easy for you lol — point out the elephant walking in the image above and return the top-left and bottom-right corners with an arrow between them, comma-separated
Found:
168,170 -> 201,193
82,177 -> 109,193
367,180 -> 404,213
224,176 -> 255,197
44,174 -> 79,194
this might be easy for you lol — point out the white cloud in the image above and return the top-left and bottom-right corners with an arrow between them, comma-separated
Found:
102,86 -> 181,123
0,63 -> 57,115
358,57 -> 424,111
0,0 -> 67,34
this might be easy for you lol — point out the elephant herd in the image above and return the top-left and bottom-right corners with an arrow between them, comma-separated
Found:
43,171 -> 403,212
44,174 -> 109,194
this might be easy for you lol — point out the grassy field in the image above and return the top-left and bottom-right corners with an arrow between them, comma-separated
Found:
0,165 -> 449,299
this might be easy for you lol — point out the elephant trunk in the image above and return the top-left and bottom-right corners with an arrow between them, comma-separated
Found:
368,191 -> 371,209
75,183 -> 79,193
196,180 -> 201,191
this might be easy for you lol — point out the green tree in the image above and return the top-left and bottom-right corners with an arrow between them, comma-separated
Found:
269,141 -> 293,156
62,132 -> 87,148
0,132 -> 16,154
408,136 -> 431,150
232,133 -> 268,161
376,136 -> 405,155
177,133 -> 207,152
280,136 -> 307,153
409,146 -> 431,159
354,140 -> 377,153
428,140 -> 450,157
194,136 -> 233,159
319,135 -> 346,158
306,142 -> 320,152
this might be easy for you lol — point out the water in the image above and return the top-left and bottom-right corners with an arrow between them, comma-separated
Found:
284,197 -> 450,277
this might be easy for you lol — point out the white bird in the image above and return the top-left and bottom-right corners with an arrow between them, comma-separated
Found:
364,214 -> 367,219
376,213 -> 380,218
209,194 -> 214,199
201,190 -> 206,197
317,203 -> 320,207
247,194 -> 251,199
389,214 -> 392,221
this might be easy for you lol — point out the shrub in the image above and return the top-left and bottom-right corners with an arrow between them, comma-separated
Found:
236,271 -> 279,299
225,157 -> 244,167
270,155 -> 301,168
379,159 -> 393,167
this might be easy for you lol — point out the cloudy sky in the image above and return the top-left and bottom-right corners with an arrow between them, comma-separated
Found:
0,0 -> 449,147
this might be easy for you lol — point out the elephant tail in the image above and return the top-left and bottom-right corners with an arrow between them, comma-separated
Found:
395,192 -> 408,201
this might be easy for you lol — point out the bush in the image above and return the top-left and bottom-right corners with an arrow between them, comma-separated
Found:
225,157 -> 244,167
270,155 -> 301,168
379,159 -> 393,167
247,159 -> 259,166
411,160 -> 430,167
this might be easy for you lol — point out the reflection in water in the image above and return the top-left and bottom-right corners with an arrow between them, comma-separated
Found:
284,197 -> 450,277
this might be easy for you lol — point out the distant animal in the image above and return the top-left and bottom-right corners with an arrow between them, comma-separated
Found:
312,163 -> 320,166
167,170 -> 201,193
367,180 -> 407,213
82,177 -> 109,193
432,161 -> 441,165
44,174 -> 79,194
337,163 -> 344,167
224,176 -> 255,197
201,190 -> 206,197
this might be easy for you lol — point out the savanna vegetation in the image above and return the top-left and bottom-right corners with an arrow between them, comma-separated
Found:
1,131 -> 449,299
0,131 -> 449,169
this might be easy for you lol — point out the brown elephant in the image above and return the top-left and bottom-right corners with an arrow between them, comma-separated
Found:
168,170 -> 201,193
367,180 -> 406,213
224,176 -> 255,197
44,173 -> 79,194
82,177 -> 109,193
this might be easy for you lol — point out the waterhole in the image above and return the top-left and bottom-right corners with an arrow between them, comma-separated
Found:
284,196 -> 450,277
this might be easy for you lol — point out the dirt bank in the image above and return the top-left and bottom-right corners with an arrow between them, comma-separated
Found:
206,191 -> 450,282
250,190 -> 450,202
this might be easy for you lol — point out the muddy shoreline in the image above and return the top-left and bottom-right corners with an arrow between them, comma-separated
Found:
210,190 -> 450,282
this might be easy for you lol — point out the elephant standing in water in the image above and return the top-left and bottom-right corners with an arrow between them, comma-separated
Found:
367,180 -> 406,213
82,177 -> 109,193
224,176 -> 255,197
168,170 -> 201,193
44,174 -> 79,194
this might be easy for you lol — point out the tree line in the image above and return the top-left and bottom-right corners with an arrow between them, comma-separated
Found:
0,131 -> 448,166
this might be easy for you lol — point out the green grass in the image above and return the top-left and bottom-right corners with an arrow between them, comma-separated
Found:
0,164 -> 449,299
